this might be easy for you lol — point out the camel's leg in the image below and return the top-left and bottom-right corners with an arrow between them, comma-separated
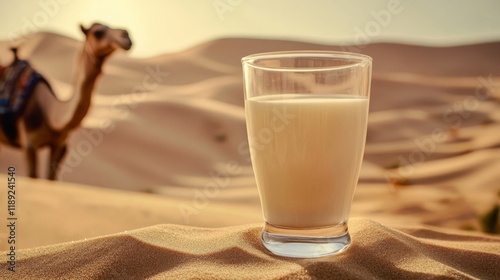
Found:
26,147 -> 38,178
49,144 -> 67,180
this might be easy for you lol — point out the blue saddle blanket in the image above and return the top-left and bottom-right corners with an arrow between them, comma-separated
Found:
0,60 -> 46,146
0,60 -> 42,115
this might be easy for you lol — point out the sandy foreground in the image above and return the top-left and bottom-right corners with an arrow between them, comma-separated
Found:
0,33 -> 499,278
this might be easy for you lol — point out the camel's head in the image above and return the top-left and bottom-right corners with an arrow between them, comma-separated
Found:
80,23 -> 132,59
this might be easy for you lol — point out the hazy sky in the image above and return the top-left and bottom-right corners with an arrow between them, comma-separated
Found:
1,0 -> 499,57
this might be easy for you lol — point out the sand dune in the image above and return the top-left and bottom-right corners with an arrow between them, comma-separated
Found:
0,33 -> 499,278
2,218 -> 499,279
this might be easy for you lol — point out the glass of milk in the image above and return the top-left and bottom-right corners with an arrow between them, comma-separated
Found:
242,51 -> 372,258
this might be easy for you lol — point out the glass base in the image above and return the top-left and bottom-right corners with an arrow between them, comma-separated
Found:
261,222 -> 351,258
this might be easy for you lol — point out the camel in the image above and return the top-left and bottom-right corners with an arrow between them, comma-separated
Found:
0,23 -> 132,180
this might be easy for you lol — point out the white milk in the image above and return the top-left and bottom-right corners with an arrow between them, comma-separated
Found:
245,94 -> 369,228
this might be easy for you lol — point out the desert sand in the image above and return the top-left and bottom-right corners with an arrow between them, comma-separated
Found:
0,33 -> 499,279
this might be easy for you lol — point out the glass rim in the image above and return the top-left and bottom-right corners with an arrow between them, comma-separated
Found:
241,50 -> 372,72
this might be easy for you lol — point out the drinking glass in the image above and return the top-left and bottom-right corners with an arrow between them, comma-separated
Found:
242,51 -> 372,258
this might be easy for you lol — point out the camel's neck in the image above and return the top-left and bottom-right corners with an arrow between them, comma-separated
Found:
63,44 -> 104,130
